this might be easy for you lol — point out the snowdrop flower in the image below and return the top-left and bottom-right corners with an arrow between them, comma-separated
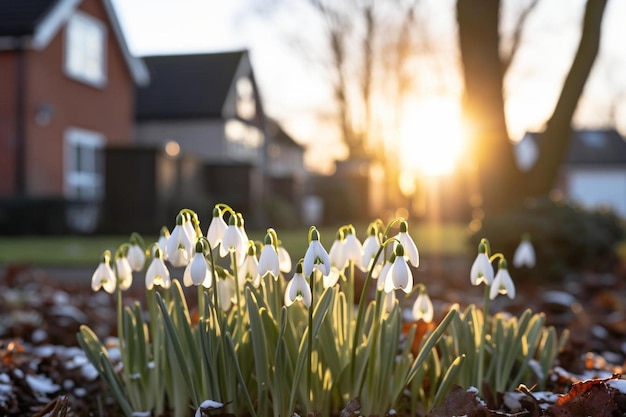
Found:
383,245 -> 414,294
513,235 -> 536,268
239,242 -> 260,288
91,251 -> 116,293
278,245 -> 292,273
490,259 -> 516,300
182,212 -> 198,247
145,248 -> 171,290
384,245 -> 413,294
285,263 -> 312,307
237,213 -> 249,246
412,285 -> 434,323
377,254 -> 394,291
258,232 -> 280,280
382,290 -> 397,314
343,227 -> 363,265
183,241 -> 212,287
206,207 -> 228,249
127,243 -> 146,271
470,242 -> 494,286
217,275 -> 236,311
361,224 -> 382,274
324,231 -> 346,288
156,227 -> 170,261
115,256 -> 133,291
303,227 -> 331,276
167,214 -> 193,267
219,214 -> 246,263
397,221 -> 419,267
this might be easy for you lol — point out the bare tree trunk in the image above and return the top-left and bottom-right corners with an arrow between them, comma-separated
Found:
527,0 -> 608,196
457,0 -> 608,217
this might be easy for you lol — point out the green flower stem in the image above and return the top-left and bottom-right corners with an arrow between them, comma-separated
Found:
231,251 -> 244,335
307,272 -> 315,408
347,260 -> 355,345
477,284 -> 490,391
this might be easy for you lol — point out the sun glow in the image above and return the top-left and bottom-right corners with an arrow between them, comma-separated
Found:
399,98 -> 466,177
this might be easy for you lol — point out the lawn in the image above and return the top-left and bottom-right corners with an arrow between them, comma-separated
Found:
0,222 -> 470,266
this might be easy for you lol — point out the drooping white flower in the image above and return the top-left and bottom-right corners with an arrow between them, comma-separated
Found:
470,252 -> 494,286
183,243 -> 212,287
145,248 -> 171,290
361,225 -> 382,273
328,232 -> 347,272
206,207 -> 228,249
156,227 -> 170,260
285,263 -> 312,307
490,259 -> 516,300
303,227 -> 331,276
182,213 -> 198,247
115,256 -> 133,291
239,243 -> 260,288
343,228 -> 363,265
127,243 -> 146,271
219,214 -> 246,263
397,221 -> 419,267
217,275 -> 236,311
258,233 -> 280,280
377,254 -> 394,291
91,251 -> 116,293
412,286 -> 434,323
237,213 -> 249,246
383,245 -> 414,294
278,246 -> 292,273
513,236 -> 536,268
382,290 -> 397,313
167,214 -> 193,267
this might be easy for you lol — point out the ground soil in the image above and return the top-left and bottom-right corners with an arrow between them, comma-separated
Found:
1,256 -> 626,416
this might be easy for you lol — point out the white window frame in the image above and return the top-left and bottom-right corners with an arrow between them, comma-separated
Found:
63,11 -> 107,87
64,127 -> 105,201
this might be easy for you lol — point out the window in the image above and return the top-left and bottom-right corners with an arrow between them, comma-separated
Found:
64,12 -> 107,87
236,77 -> 256,119
64,127 -> 105,201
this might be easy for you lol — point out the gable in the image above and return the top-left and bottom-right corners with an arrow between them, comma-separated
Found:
136,51 -> 249,120
0,0 -> 148,85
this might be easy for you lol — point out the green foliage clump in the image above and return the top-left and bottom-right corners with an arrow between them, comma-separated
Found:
472,197 -> 624,281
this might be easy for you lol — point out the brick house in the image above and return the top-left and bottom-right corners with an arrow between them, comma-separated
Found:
0,0 -> 148,233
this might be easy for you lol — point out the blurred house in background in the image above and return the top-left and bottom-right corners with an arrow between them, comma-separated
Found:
0,0 -> 148,234
516,129 -> 626,217
102,51 -> 307,233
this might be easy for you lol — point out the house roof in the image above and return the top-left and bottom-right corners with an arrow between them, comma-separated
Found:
136,52 -> 249,120
0,0 -> 58,36
266,119 -> 304,150
517,129 -> 626,170
0,0 -> 149,86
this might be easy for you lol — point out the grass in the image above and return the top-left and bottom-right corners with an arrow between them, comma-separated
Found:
0,222 -> 470,267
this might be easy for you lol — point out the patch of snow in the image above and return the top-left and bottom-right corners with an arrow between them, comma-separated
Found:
63,379 -> 74,390
147,361 -> 155,369
108,347 -> 121,362
542,290 -> 576,306
591,325 -> 609,339
607,379 -> 626,393
0,382 -> 13,408
81,363 -> 99,381
195,399 -> 224,417
31,329 -> 47,343
26,374 -> 60,394
0,373 -> 10,383
53,290 -> 70,305
13,369 -> 24,379
50,305 -> 87,322
74,387 -> 87,397
34,345 -> 56,358
131,411 -> 151,417
503,392 -> 525,410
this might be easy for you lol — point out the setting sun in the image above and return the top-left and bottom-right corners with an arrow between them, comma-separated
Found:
399,98 -> 466,177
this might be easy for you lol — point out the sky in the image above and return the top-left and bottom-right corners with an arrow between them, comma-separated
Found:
110,0 -> 626,174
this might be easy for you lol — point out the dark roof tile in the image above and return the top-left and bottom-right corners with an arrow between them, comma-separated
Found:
136,52 -> 246,120
0,0 -> 58,36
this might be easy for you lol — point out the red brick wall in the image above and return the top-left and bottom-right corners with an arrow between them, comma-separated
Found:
24,0 -> 135,196
0,52 -> 17,195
